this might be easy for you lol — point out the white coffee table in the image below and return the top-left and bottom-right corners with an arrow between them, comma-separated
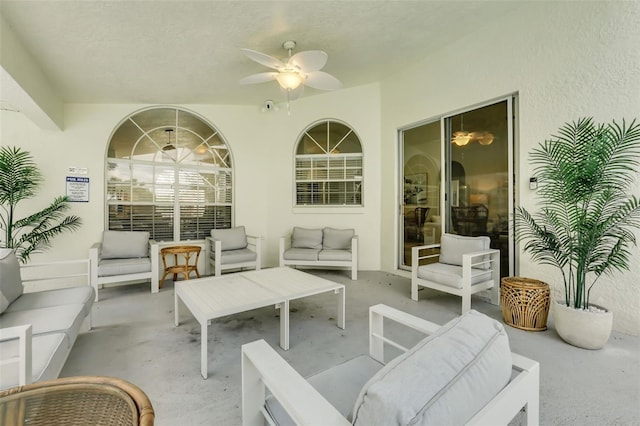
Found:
174,267 -> 346,378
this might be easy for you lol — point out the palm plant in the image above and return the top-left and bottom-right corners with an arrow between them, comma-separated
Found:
516,118 -> 640,310
0,146 -> 82,263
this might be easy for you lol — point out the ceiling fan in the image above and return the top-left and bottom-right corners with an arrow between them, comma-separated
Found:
239,40 -> 343,94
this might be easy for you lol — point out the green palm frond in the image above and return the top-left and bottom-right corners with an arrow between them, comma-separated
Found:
516,118 -> 640,309
0,147 -> 82,263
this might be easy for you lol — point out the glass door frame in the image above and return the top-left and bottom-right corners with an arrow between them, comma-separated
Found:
398,94 -> 516,277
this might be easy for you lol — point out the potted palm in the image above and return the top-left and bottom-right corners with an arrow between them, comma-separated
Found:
0,146 -> 82,263
516,117 -> 640,349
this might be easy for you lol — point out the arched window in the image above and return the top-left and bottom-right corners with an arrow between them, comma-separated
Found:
106,107 -> 232,241
295,120 -> 363,206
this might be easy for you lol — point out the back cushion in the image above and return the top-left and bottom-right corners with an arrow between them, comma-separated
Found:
438,233 -> 490,267
322,228 -> 355,250
211,226 -> 248,251
291,227 -> 323,249
352,310 -> 512,426
0,248 -> 23,313
101,231 -> 149,259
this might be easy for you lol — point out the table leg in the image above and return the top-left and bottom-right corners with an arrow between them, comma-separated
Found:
279,300 -> 290,350
201,320 -> 208,379
336,287 -> 345,329
174,291 -> 179,327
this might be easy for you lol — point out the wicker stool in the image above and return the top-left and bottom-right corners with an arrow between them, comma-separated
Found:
500,277 -> 550,331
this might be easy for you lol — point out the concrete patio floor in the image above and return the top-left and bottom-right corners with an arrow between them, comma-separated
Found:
62,269 -> 640,425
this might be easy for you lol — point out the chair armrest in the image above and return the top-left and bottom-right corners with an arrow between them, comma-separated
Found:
368,304 -> 441,363
462,248 -> 500,267
0,324 -> 33,385
242,339 -> 350,426
411,243 -> 441,271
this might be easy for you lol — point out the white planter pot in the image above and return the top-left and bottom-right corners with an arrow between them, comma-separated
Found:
552,301 -> 613,350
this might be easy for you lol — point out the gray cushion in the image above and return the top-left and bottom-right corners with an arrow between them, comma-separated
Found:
5,286 -> 95,318
266,355 -> 384,425
0,248 -> 23,314
0,332 -> 68,390
283,248 -> 320,261
211,226 -> 248,251
416,262 -> 492,289
291,227 -> 323,249
322,228 -> 355,250
219,248 -> 257,265
100,230 -> 149,259
98,257 -> 152,277
318,249 -> 352,262
439,233 -> 491,268
352,310 -> 512,426
0,304 -> 87,346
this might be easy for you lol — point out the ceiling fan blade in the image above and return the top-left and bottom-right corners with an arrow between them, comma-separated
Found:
289,50 -> 327,72
241,49 -> 285,70
239,72 -> 278,85
304,71 -> 343,91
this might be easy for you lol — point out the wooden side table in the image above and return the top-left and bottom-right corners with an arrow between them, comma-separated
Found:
500,276 -> 550,331
160,245 -> 202,288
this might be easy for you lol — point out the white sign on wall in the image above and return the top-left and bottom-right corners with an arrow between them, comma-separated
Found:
66,176 -> 90,202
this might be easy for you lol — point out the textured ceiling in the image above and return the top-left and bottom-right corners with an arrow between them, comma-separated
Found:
0,1 -> 524,107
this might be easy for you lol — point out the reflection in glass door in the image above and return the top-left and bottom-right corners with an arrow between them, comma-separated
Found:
399,120 -> 441,269
445,99 -> 513,279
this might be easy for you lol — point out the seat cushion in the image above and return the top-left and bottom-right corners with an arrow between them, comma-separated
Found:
0,332 -> 69,390
211,226 -> 248,251
1,248 -> 24,314
322,228 -> 354,250
0,304 -> 87,346
291,227 -> 323,250
416,262 -> 492,289
100,231 -> 149,259
98,257 -> 152,277
5,286 -> 94,318
352,310 -> 512,426
318,249 -> 352,262
439,233 -> 491,269
283,248 -> 319,261
265,355 -> 384,425
218,248 -> 256,265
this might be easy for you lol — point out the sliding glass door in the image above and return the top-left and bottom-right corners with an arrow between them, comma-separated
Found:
399,120 -> 442,268
444,99 -> 514,279
399,96 -> 515,280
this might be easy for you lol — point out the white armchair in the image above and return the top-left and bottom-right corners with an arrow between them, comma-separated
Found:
89,231 -> 159,301
242,304 -> 540,426
411,233 -> 500,313
206,226 -> 261,277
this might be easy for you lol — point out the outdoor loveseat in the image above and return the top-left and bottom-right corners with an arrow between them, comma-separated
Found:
279,227 -> 358,280
242,304 -> 539,425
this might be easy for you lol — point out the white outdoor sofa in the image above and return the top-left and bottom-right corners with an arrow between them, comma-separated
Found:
0,249 -> 94,390
242,304 -> 539,426
279,227 -> 358,280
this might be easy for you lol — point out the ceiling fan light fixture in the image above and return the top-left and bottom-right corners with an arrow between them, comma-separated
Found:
276,71 -> 304,90
452,131 -> 472,146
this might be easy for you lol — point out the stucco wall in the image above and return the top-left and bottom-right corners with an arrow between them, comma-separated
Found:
379,1 -> 640,334
0,84 -> 382,272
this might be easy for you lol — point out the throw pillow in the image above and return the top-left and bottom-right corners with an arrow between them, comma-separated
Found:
291,227 -> 323,249
0,248 -> 23,313
438,233 -> 491,268
322,228 -> 355,250
210,226 -> 248,251
101,231 -> 150,259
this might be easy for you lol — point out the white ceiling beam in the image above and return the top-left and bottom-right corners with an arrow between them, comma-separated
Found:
0,13 -> 63,131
